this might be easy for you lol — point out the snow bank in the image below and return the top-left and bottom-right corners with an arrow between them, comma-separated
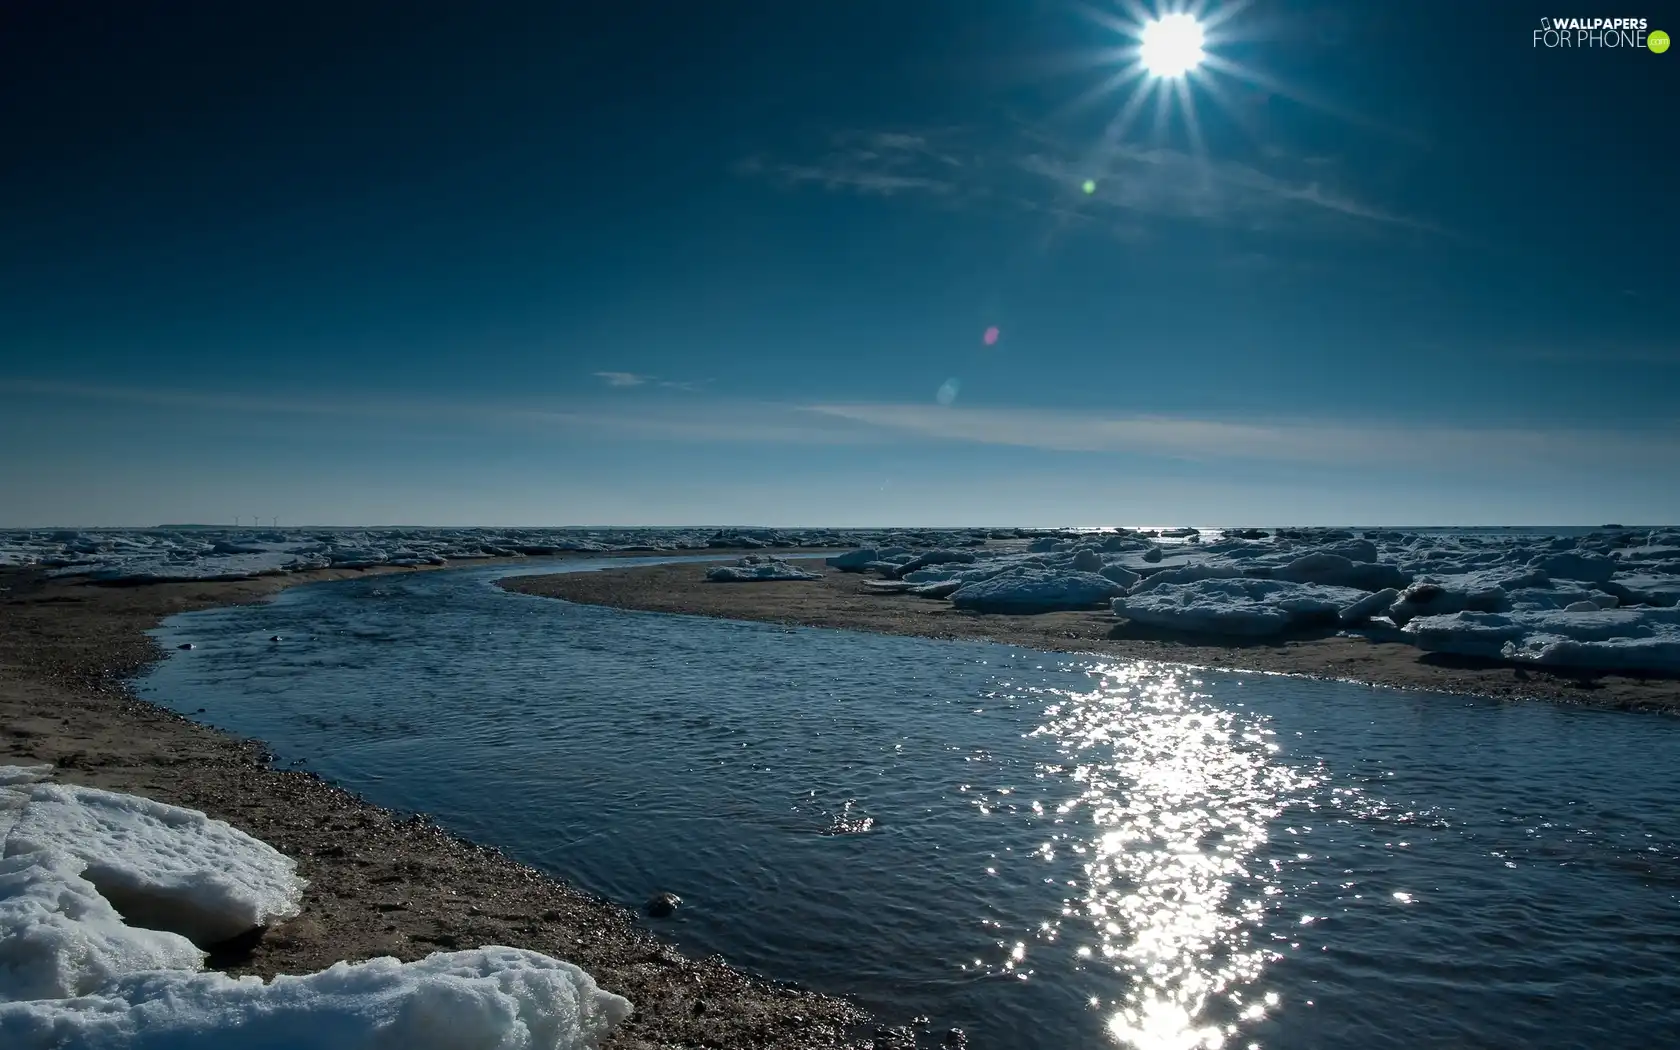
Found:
705,555 -> 824,582
0,947 -> 632,1050
1112,579 -> 1367,637
4,783 -> 305,945
0,767 -> 632,1049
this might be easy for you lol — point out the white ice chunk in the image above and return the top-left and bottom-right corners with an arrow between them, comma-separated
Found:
1270,553 -> 1410,592
1605,572 -> 1680,608
949,571 -> 1124,613
1526,551 -> 1617,584
1401,613 -> 1529,658
1502,630 -> 1680,675
0,947 -> 632,1050
1098,563 -> 1141,589
1385,568 -> 1548,625
1339,587 -> 1400,625
1127,564 -> 1248,595
824,548 -> 880,571
705,556 -> 823,582
1113,579 -> 1367,637
3,784 -> 304,945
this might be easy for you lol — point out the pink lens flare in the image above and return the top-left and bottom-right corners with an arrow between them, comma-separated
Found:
982,326 -> 1000,346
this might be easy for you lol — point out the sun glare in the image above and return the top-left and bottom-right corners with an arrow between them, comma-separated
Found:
1139,13 -> 1205,78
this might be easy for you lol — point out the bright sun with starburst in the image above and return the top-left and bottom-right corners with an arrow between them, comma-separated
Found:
1052,1 -> 1279,163
1138,12 -> 1205,77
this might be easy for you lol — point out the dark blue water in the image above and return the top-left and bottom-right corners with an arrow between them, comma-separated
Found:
140,559 -> 1680,1049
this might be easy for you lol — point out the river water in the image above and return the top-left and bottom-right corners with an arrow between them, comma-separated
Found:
141,558 -> 1680,1049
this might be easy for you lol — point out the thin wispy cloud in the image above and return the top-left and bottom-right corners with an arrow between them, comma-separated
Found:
591,371 -> 713,391
803,402 -> 1680,472
11,378 -> 1668,476
739,125 -> 1436,237
593,371 -> 651,387
735,131 -> 964,198
0,378 -> 875,446
0,378 -> 384,418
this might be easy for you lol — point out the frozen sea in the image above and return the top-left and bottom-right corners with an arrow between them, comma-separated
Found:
140,557 -> 1680,1049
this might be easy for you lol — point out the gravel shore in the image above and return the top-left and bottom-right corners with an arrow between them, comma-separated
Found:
0,561 -> 873,1050
502,559 -> 1680,713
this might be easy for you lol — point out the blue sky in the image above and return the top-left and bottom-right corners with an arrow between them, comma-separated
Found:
2,1 -> 1675,527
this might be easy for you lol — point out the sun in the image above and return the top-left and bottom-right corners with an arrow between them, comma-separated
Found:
1046,2 -> 1261,161
1139,13 -> 1205,78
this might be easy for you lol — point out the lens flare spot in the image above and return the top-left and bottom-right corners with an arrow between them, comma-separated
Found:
1082,179 -> 1097,195
936,378 -> 961,406
982,326 -> 1000,346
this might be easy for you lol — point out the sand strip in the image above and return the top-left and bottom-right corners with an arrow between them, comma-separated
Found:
0,559 -> 873,1050
503,560 -> 1680,713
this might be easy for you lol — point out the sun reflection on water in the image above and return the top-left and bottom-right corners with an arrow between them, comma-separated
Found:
1026,663 -> 1323,1048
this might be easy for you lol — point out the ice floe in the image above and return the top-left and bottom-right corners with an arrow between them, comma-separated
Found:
820,525 -> 1680,674
705,555 -> 824,582
949,571 -> 1125,613
0,766 -> 632,1049
1113,579 -> 1368,637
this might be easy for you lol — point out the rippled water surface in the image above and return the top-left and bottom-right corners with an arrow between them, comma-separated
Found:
142,560 -> 1680,1049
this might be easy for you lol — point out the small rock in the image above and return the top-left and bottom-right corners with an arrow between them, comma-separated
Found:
646,891 -> 682,918
944,1029 -> 968,1049
176,642 -> 195,650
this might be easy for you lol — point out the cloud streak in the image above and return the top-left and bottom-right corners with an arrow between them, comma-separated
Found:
593,371 -> 651,387
804,402 -> 1680,471
0,378 -> 878,447
592,371 -> 712,391
740,126 -> 1436,237
10,379 -> 1668,475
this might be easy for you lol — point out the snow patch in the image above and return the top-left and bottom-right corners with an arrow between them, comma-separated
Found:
0,947 -> 632,1050
3,783 -> 304,946
0,768 -> 632,1049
